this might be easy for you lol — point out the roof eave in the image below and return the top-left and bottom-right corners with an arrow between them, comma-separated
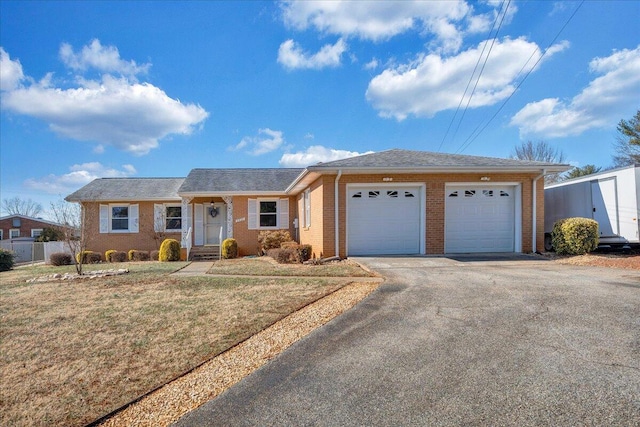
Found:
306,165 -> 571,174
178,191 -> 290,198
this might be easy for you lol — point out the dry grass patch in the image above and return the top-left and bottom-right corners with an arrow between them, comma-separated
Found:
208,257 -> 376,277
0,262 -> 345,427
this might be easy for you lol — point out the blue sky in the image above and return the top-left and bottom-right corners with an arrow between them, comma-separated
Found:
1,1 -> 639,218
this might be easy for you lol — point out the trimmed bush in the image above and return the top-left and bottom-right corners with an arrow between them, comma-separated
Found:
128,250 -> 150,261
279,242 -> 312,262
267,247 -> 299,264
76,251 -> 102,264
0,249 -> 16,272
50,252 -> 73,266
258,230 -> 292,254
551,217 -> 599,255
150,250 -> 160,261
159,239 -> 181,262
105,250 -> 117,262
221,238 -> 238,259
110,251 -> 127,263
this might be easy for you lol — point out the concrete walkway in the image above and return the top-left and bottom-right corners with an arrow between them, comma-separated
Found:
170,261 -> 215,276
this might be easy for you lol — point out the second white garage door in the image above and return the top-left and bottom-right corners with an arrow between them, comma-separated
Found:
445,185 -> 517,253
347,186 -> 423,255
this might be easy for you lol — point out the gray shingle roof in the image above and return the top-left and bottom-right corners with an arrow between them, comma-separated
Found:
65,178 -> 184,202
308,149 -> 568,170
178,168 -> 305,194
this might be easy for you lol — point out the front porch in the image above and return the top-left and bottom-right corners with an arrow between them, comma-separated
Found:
180,196 -> 233,260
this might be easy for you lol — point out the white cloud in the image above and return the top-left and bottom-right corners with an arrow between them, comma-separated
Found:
59,39 -> 150,77
24,162 -> 137,194
365,37 -> 567,120
230,128 -> 285,155
364,58 -> 379,70
278,38 -> 348,70
0,47 -> 25,91
0,42 -> 209,155
280,1 -> 506,53
279,145 -> 373,167
510,45 -> 640,138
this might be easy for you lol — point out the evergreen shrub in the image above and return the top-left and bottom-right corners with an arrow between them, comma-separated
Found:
159,239 -> 181,262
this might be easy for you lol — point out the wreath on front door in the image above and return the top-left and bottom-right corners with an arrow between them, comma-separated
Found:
209,206 -> 219,218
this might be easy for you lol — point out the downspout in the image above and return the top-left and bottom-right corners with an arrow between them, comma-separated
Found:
335,169 -> 342,258
532,169 -> 546,253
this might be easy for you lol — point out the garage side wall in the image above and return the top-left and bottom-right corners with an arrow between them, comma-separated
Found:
298,177 -> 328,259
321,172 -> 542,257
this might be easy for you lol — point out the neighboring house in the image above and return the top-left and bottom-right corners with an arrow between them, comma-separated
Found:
65,149 -> 570,258
0,214 -> 65,241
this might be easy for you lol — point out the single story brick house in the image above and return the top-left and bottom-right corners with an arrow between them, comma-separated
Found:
65,149 -> 570,258
0,214 -> 65,241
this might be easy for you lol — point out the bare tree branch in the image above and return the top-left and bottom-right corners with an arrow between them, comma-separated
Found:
1,197 -> 43,217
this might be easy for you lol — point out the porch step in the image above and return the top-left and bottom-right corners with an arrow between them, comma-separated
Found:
189,246 -> 220,261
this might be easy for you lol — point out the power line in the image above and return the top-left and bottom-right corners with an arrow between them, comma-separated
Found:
437,0 -> 508,152
455,0 -> 585,154
449,0 -> 513,149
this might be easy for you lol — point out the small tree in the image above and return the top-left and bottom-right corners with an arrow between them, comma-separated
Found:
35,227 -> 65,242
564,164 -> 602,180
510,140 -> 567,184
612,110 -> 640,167
49,200 -> 86,275
1,196 -> 43,217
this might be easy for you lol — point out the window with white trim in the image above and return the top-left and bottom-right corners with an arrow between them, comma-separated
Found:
260,201 -> 278,227
31,229 -> 43,238
165,205 -> 182,231
248,198 -> 289,230
304,189 -> 311,228
0,230 -> 3,240
100,204 -> 139,233
111,206 -> 129,230
10,229 -> 20,239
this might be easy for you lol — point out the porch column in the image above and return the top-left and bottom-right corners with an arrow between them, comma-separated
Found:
222,196 -> 233,239
181,196 -> 193,248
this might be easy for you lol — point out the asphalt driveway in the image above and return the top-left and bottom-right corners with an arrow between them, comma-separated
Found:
175,255 -> 640,426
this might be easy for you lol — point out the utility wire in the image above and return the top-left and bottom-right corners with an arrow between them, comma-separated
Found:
436,0 -> 507,152
448,0 -> 512,148
455,0 -> 585,154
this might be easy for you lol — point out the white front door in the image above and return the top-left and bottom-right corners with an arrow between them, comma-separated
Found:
205,203 -> 226,245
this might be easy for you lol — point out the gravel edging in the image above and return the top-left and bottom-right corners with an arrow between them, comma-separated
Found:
97,280 -> 381,427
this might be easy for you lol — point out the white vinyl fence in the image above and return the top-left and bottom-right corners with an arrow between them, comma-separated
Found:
1,240 -> 71,264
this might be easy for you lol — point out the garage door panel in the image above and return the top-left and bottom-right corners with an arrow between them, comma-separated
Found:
445,185 -> 516,253
347,186 -> 422,255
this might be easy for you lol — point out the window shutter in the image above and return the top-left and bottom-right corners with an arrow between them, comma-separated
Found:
154,204 -> 164,232
279,198 -> 289,229
99,204 -> 109,233
248,199 -> 257,230
129,204 -> 139,233
194,203 -> 204,245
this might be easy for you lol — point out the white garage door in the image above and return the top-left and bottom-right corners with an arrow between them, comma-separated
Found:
445,186 -> 516,253
347,186 -> 422,255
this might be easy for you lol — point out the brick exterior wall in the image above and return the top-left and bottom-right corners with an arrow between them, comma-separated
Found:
78,172 -> 545,259
0,216 -> 63,240
298,172 -> 546,258
81,202 -> 181,257
231,195 -> 297,256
